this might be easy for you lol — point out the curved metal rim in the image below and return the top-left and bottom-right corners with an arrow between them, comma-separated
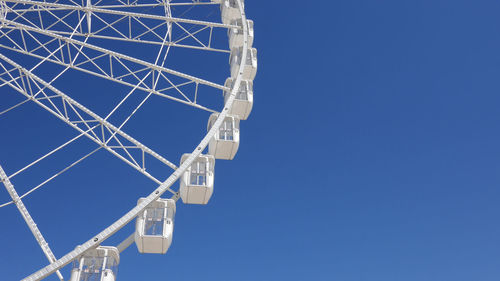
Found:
22,1 -> 250,280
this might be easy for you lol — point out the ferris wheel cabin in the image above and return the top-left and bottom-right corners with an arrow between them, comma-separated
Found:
180,154 -> 215,204
224,78 -> 253,120
135,198 -> 176,254
70,246 -> 119,281
228,19 -> 254,50
207,113 -> 240,160
230,47 -> 257,81
221,0 -> 244,24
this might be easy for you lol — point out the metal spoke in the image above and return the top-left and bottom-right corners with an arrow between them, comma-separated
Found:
0,19 -> 226,88
0,164 -> 65,281
0,97 -> 29,115
4,0 -> 230,27
0,21 -> 226,112
0,0 -> 255,280
2,0 -> 234,52
0,54 -> 179,185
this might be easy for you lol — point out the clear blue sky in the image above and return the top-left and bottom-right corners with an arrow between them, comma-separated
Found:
1,0 -> 500,280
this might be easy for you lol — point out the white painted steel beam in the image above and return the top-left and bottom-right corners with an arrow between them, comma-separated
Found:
21,0 -> 251,279
0,20 -> 226,90
4,0 -> 233,28
0,164 -> 65,281
0,24 -> 225,112
0,54 -> 178,188
3,0 -> 234,52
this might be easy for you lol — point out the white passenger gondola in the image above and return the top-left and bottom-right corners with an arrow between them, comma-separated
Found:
228,19 -> 254,50
180,154 -> 215,204
224,78 -> 253,120
208,113 -> 240,160
70,246 -> 119,281
230,47 -> 257,81
221,0 -> 244,25
135,198 -> 175,254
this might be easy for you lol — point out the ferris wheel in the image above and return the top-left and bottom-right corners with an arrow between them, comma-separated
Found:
0,0 -> 256,280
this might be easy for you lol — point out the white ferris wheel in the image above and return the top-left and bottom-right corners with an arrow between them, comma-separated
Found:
0,0 -> 256,280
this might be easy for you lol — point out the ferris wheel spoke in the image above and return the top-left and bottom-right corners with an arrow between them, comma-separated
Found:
8,125 -> 101,182
0,165 -> 65,281
0,40 -> 219,112
0,20 -> 228,105
0,48 -> 222,114
2,73 -> 169,185
0,146 -> 103,210
0,55 -> 181,188
0,0 -> 255,279
94,1 -> 218,9
3,0 -> 233,52
0,97 -> 29,115
4,0 -> 232,29
46,29 -> 229,52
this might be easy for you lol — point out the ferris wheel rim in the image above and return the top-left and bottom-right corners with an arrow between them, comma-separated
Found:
14,1 -> 251,280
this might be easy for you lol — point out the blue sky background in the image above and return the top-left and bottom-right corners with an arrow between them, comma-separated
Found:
1,0 -> 500,280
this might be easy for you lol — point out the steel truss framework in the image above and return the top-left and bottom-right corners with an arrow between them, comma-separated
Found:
0,0 -> 251,280
0,0 -> 233,112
